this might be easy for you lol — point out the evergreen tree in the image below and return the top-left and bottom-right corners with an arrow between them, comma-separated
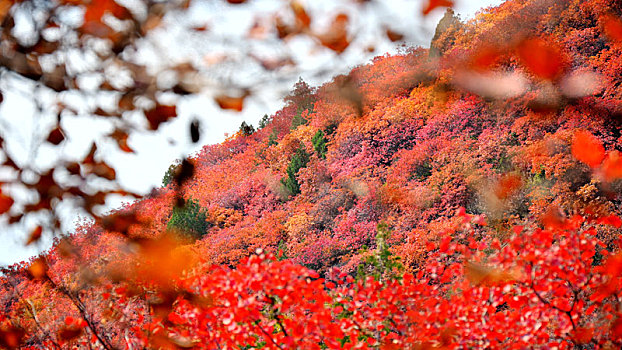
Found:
258,114 -> 270,129
239,121 -> 255,135
167,197 -> 211,239
281,146 -> 309,196
312,130 -> 328,159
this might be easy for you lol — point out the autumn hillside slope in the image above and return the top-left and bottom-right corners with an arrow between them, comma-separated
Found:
4,0 -> 622,348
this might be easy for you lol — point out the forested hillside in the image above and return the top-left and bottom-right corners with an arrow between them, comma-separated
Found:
3,0 -> 622,348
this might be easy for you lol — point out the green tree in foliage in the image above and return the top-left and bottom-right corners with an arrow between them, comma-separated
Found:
162,160 -> 181,186
258,114 -> 270,129
167,197 -> 211,239
239,121 -> 255,135
357,223 -> 403,282
312,130 -> 327,159
285,78 -> 315,111
267,129 -> 278,146
281,146 -> 309,197
287,78 -> 315,130
290,111 -> 308,130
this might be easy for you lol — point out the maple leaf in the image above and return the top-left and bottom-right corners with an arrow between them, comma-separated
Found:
46,126 -> 65,145
422,0 -> 454,16
516,37 -> 568,80
571,130 -> 605,167
144,104 -> 177,130
0,326 -> 24,349
214,94 -> 246,112
602,150 -> 622,181
0,192 -> 14,214
28,257 -> 48,279
465,261 -> 518,286
81,0 -> 130,39
317,13 -> 350,54
385,28 -> 404,42
25,226 -> 42,245
109,129 -> 133,153
91,162 -> 116,180
602,13 -> 622,43
467,45 -> 505,71
494,173 -> 523,200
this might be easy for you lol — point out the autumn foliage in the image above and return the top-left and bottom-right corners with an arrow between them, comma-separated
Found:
3,0 -> 622,348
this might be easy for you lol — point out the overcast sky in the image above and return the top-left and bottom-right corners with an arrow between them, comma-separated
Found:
0,0 -> 505,267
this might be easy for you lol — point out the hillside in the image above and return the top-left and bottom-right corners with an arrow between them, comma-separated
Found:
3,0 -> 622,348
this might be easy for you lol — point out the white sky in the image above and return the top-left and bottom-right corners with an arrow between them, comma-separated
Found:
0,0 -> 505,267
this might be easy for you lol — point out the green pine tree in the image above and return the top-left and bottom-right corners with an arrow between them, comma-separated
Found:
281,146 -> 309,197
312,130 -> 327,159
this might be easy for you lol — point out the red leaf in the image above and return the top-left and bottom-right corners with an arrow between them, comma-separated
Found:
90,162 -> 116,181
317,13 -> 350,54
64,316 -> 75,326
81,0 -> 131,38
516,37 -> 568,80
83,143 -> 97,165
82,0 -> 130,23
494,173 -> 523,200
572,327 -> 594,344
602,150 -> 622,181
46,126 -> 65,145
25,226 -> 42,245
604,253 -> 622,277
468,45 -> 505,71
145,104 -> 177,130
0,192 -> 14,214
540,207 -> 569,230
422,0 -> 454,16
602,14 -> 622,43
214,95 -> 246,112
385,28 -> 404,42
439,235 -> 451,253
109,129 -> 134,153
0,326 -> 24,349
598,215 -> 622,228
572,130 -> 605,167
58,327 -> 82,341
611,317 -> 622,339
28,257 -> 48,279
291,1 -> 311,29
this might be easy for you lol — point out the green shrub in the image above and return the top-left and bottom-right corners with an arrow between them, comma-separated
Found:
167,197 -> 211,239
357,223 -> 403,282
